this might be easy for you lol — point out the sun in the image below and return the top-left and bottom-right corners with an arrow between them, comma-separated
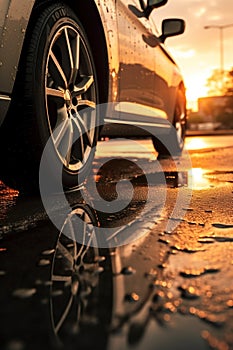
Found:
185,75 -> 209,110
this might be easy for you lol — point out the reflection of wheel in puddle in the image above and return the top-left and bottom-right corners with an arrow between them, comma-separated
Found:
50,205 -> 112,347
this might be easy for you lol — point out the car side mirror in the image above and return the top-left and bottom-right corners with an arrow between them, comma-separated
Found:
140,0 -> 168,18
159,18 -> 185,43
147,0 -> 168,7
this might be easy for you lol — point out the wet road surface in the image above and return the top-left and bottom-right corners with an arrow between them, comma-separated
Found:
0,135 -> 233,350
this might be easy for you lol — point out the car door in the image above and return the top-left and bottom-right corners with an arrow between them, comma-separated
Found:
150,14 -> 181,124
116,0 -> 168,125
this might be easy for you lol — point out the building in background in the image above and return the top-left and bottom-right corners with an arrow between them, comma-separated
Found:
187,95 -> 233,130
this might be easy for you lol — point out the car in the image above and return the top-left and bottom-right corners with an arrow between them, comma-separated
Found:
0,0 -> 186,193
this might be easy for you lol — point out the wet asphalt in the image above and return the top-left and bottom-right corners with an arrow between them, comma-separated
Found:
0,135 -> 233,350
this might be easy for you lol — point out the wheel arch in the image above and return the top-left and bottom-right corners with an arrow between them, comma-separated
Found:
178,81 -> 187,118
67,0 -> 110,105
178,81 -> 187,105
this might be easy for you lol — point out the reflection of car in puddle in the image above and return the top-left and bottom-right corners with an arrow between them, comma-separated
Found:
48,186 -> 224,350
48,167 -> 190,349
49,201 -> 160,350
0,165 -> 196,350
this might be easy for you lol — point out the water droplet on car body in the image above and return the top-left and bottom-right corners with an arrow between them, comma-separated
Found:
41,249 -> 55,256
38,259 -> 51,266
12,288 -> 37,299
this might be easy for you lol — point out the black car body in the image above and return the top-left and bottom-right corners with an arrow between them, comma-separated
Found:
0,0 -> 186,192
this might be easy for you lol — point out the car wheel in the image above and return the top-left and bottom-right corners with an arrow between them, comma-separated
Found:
1,3 -> 99,192
152,90 -> 186,158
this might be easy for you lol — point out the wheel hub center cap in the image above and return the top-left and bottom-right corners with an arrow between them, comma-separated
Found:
64,89 -> 72,107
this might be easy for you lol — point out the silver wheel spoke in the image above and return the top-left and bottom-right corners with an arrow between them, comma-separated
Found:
81,233 -> 94,263
55,120 -> 73,165
53,118 -> 71,148
56,241 -> 74,265
54,296 -> 73,334
72,112 -> 92,147
71,117 -> 87,163
46,87 -> 64,99
64,28 -> 80,85
72,33 -> 80,83
52,274 -> 72,282
78,99 -> 96,109
78,135 -> 85,165
73,75 -> 94,95
78,212 -> 95,262
50,51 -> 68,88
64,27 -> 74,73
64,114 -> 74,166
64,28 -> 77,85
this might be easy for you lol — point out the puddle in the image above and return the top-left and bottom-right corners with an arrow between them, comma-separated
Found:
211,236 -> 233,243
121,266 -> 136,275
212,223 -> 233,229
125,292 -> 140,303
180,267 -> 220,278
189,307 -> 226,328
200,225 -> 233,243
170,244 -> 205,254
185,135 -> 233,151
110,313 -> 211,350
188,168 -> 233,190
118,168 -> 233,191
178,285 -> 201,299
188,168 -> 214,190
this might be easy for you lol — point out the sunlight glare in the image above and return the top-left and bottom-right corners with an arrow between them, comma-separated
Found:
188,168 -> 210,190
185,138 -> 208,151
185,78 -> 208,106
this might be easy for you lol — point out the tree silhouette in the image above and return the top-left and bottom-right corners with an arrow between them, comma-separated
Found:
203,68 -> 233,128
224,68 -> 233,96
206,67 -> 233,96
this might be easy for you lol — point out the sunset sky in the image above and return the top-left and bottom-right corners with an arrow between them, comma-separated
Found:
153,0 -> 233,110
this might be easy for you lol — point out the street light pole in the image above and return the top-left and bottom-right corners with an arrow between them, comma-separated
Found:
204,24 -> 233,94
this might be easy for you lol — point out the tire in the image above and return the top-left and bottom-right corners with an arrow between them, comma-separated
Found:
152,90 -> 186,158
1,3 -> 99,193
